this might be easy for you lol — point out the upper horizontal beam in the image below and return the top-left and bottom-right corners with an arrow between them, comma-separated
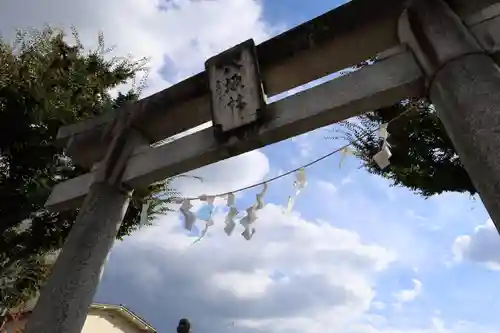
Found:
46,49 -> 424,211
57,0 -> 496,169
58,0 -> 414,168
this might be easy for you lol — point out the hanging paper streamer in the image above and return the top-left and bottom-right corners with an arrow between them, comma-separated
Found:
246,183 -> 266,239
180,200 -> 196,231
199,194 -> 215,205
172,197 -> 185,204
240,206 -> 258,241
192,218 -> 214,245
196,204 -> 214,221
373,146 -> 392,169
224,206 -> 238,236
285,168 -> 307,215
169,114 -> 407,243
240,207 -> 257,229
139,200 -> 150,226
379,123 -> 389,141
241,227 -> 256,241
373,123 -> 392,169
189,224 -> 201,238
295,168 -> 307,187
254,183 -> 268,210
192,195 -> 216,244
227,192 -> 236,207
224,192 -> 238,236
196,194 -> 215,221
339,147 -> 355,168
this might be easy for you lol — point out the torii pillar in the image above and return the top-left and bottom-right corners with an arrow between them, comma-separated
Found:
400,0 -> 500,230
24,109 -> 148,333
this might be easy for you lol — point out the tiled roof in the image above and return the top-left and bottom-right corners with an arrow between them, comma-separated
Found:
6,303 -> 157,333
90,303 -> 157,333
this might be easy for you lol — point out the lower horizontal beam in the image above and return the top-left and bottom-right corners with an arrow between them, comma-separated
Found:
46,50 -> 424,211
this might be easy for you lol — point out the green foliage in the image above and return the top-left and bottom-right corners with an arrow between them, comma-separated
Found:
0,255 -> 50,311
333,98 -> 476,197
0,26 -> 179,311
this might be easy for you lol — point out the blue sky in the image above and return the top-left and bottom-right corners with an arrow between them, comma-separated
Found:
261,0 -> 345,27
3,0 -> 500,332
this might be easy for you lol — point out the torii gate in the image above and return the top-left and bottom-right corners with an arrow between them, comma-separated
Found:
24,0 -> 500,332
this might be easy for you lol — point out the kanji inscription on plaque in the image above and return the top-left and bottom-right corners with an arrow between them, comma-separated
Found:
206,39 -> 265,133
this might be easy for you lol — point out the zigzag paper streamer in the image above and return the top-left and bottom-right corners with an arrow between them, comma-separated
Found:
196,203 -> 215,221
172,197 -> 185,204
192,218 -> 214,245
373,146 -> 392,169
199,194 -> 215,204
285,168 -> 307,215
192,198 -> 216,244
224,206 -> 238,236
254,183 -> 268,210
180,200 -> 196,231
241,227 -> 256,240
379,123 -> 389,141
224,192 -> 238,236
227,192 -> 235,207
240,207 -> 258,229
240,206 -> 258,241
374,123 -> 392,169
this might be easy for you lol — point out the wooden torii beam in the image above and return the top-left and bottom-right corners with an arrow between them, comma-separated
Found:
55,0 -> 500,169
24,0 -> 500,332
47,0 -> 500,211
47,48 -> 423,211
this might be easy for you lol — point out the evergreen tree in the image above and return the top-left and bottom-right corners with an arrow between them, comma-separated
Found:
0,27 -> 182,315
336,97 -> 475,197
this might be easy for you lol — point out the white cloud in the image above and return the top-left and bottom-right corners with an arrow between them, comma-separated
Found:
393,279 -> 422,305
304,174 -> 435,270
8,1 -> 498,332
0,0 -> 276,211
315,179 -> 338,194
371,301 -> 386,311
103,203 -> 396,333
212,270 -> 273,299
0,0 -> 277,96
172,150 -> 270,200
342,175 -> 353,185
347,319 -> 492,333
453,219 -> 500,270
